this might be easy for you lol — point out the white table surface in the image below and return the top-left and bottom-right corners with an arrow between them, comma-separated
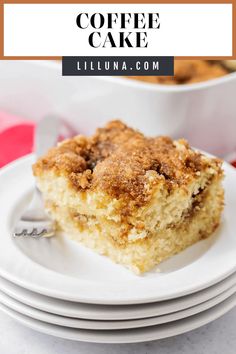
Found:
0,306 -> 235,354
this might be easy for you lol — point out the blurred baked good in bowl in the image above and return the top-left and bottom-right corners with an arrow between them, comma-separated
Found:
127,60 -> 234,85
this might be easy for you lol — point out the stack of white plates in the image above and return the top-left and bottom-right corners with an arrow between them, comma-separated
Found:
0,155 -> 236,344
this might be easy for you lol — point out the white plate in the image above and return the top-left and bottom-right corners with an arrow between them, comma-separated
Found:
1,294 -> 236,343
1,272 -> 236,321
0,284 -> 235,330
1,155 -> 236,304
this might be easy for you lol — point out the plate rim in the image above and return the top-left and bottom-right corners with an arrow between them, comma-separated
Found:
0,294 -> 236,343
0,272 -> 236,320
0,283 -> 235,330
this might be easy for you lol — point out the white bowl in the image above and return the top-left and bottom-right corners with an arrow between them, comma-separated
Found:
0,60 -> 235,156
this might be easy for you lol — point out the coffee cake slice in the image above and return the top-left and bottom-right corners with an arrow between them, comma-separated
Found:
33,120 -> 224,274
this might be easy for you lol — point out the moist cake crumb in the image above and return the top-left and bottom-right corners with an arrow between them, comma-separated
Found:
33,120 -> 224,274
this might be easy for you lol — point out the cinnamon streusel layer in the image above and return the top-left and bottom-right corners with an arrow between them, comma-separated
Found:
33,120 -> 224,273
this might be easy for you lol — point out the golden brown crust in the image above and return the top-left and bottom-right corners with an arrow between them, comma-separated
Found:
127,60 -> 229,85
33,120 -> 222,205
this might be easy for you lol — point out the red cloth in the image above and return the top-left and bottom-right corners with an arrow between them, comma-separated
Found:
232,160 -> 236,168
0,124 -> 34,167
0,112 -> 35,168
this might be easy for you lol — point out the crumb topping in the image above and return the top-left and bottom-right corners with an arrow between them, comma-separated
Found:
33,120 -> 222,204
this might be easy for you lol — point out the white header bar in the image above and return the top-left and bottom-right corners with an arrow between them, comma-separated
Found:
4,4 -> 232,57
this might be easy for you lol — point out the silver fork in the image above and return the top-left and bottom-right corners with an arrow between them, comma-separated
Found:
13,188 -> 55,238
13,116 -> 60,238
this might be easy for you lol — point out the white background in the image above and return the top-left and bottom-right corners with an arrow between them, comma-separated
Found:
4,4 -> 232,56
